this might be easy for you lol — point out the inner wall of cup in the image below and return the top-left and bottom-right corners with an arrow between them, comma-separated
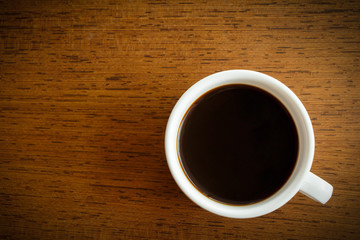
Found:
175,80 -> 311,204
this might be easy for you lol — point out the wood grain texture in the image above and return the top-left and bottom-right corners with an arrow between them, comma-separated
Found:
0,0 -> 359,239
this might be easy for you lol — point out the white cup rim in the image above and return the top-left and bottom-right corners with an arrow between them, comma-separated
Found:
165,70 -> 314,218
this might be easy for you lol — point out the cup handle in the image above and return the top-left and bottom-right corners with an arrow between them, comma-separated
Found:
299,172 -> 333,204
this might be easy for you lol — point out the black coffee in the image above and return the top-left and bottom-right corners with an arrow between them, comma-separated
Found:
179,84 -> 298,205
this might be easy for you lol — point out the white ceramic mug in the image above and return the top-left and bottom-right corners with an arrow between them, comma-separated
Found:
165,70 -> 333,218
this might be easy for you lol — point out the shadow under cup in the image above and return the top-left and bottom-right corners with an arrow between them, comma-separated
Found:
177,84 -> 300,205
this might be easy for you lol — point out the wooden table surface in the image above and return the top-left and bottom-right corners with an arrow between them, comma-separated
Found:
1,0 -> 359,239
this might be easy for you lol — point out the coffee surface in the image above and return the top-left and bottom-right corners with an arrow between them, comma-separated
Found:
179,84 -> 299,205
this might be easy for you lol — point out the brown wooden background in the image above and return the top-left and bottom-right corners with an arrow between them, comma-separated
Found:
0,0 -> 359,239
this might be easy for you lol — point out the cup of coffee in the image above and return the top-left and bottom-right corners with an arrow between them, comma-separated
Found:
165,70 -> 333,218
